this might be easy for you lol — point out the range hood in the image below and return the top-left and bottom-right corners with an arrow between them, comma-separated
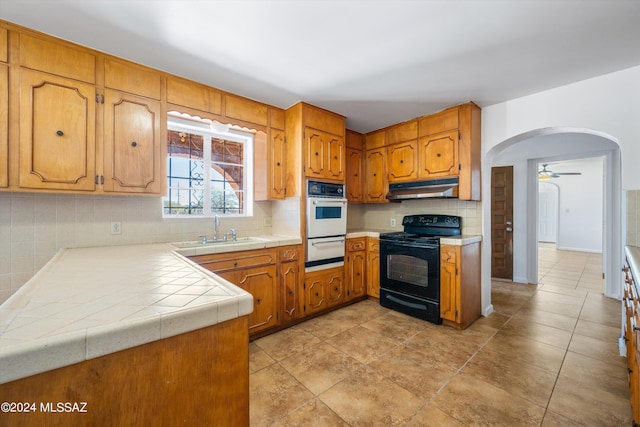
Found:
386,177 -> 459,201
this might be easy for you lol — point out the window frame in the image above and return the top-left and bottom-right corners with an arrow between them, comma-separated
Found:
164,113 -> 254,218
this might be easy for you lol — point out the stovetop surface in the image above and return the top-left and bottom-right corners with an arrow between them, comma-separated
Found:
379,231 -> 441,244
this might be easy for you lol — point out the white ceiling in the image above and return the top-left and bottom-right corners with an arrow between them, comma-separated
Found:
2,0 -> 639,133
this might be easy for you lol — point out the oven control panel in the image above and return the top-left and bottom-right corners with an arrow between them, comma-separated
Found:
307,180 -> 345,198
402,215 -> 460,228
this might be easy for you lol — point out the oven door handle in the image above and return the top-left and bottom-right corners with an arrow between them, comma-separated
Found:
311,239 -> 345,246
311,200 -> 347,205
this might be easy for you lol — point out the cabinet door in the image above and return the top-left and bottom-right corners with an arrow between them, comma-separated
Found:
326,270 -> 345,307
419,130 -> 458,179
364,148 -> 387,203
387,140 -> 418,182
103,89 -> 162,194
280,260 -> 299,323
347,251 -> 366,299
304,273 -> 327,315
366,239 -> 380,299
236,265 -> 278,334
305,128 -> 326,178
326,134 -> 344,180
269,128 -> 286,199
19,70 -> 96,191
346,148 -> 363,202
439,247 -> 458,322
0,65 -> 7,187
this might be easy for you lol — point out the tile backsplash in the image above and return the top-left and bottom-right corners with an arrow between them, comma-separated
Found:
0,193 -> 275,303
347,198 -> 482,235
628,190 -> 640,247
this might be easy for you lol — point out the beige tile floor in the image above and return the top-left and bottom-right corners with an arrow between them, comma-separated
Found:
249,245 -> 629,426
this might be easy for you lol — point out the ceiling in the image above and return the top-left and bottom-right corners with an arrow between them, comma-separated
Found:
2,0 -> 639,133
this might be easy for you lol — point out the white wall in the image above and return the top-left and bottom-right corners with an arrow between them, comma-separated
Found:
480,65 -> 640,315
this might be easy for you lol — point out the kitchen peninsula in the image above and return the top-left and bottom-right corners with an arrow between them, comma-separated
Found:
0,238 -> 301,426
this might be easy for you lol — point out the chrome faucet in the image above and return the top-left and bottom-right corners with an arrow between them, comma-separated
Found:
230,228 -> 237,241
213,215 -> 220,241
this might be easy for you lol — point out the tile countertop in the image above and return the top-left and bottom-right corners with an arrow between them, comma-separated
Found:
346,230 -> 482,246
0,235 -> 301,384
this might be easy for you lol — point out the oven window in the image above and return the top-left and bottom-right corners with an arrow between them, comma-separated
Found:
315,206 -> 342,219
387,255 -> 429,287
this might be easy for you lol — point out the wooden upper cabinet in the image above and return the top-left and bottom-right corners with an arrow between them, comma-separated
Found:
104,58 -> 161,100
346,129 -> 363,149
270,108 -> 285,130
365,129 -> 385,149
346,147 -> 363,202
19,69 -> 96,191
418,129 -> 458,178
102,89 -> 163,194
166,76 -> 222,115
304,127 -> 344,181
386,120 -> 417,145
19,34 -> 95,83
0,65 -> 7,188
268,127 -> 286,199
364,147 -> 387,203
0,27 -> 7,63
418,108 -> 458,136
224,95 -> 268,127
387,140 -> 418,182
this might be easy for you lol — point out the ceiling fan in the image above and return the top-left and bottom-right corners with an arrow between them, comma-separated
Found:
538,163 -> 582,180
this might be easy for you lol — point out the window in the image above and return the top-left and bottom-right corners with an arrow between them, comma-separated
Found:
163,113 -> 253,217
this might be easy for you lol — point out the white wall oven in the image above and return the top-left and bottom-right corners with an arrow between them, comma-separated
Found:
305,180 -> 347,271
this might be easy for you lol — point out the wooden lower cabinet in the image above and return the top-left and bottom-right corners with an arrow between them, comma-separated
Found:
624,257 -> 640,425
366,237 -> 380,298
0,317 -> 249,427
189,248 -> 278,335
303,266 -> 344,315
439,243 -> 481,329
346,238 -> 367,300
278,245 -> 302,323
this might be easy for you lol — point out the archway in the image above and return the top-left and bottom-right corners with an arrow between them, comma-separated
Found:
480,127 -> 621,317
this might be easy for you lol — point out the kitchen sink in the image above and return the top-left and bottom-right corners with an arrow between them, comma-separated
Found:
172,237 -> 264,248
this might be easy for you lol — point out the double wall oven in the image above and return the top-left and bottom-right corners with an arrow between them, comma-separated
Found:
305,180 -> 347,271
379,215 -> 461,324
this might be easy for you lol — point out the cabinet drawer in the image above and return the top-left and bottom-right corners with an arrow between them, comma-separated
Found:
190,248 -> 276,272
20,34 -> 95,83
278,245 -> 301,262
347,238 -> 366,252
367,238 -> 380,252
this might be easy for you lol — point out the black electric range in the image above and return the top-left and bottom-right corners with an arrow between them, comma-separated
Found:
378,215 -> 461,324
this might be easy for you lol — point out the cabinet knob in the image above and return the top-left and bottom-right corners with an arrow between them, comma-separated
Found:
437,153 -> 441,157
315,292 -> 319,297
315,152 -> 319,156
256,298 -> 261,304
373,173 -> 377,177
233,262 -> 238,267
334,286 -> 338,291
276,162 -> 281,166
334,155 -> 338,159
131,141 -> 138,147
354,173 -> 358,177
56,130 -> 64,136
400,159 -> 404,163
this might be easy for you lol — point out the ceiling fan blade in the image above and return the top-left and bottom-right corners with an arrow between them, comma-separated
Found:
554,172 -> 582,175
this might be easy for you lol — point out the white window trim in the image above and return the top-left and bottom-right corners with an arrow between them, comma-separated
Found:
164,114 -> 254,218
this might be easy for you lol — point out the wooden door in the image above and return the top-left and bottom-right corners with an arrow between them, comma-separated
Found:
269,128 -> 286,199
19,69 -> 96,191
103,89 -> 162,193
387,141 -> 418,182
364,148 -> 386,202
236,266 -> 278,334
346,148 -> 363,202
305,128 -> 325,178
0,65 -> 7,188
491,166 -> 514,279
418,129 -> 458,178
326,134 -> 344,180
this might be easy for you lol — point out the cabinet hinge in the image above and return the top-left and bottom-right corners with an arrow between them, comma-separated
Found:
458,130 -> 461,141
95,94 -> 104,104
456,268 -> 459,275
95,175 -> 99,185
458,163 -> 461,171
94,175 -> 104,185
